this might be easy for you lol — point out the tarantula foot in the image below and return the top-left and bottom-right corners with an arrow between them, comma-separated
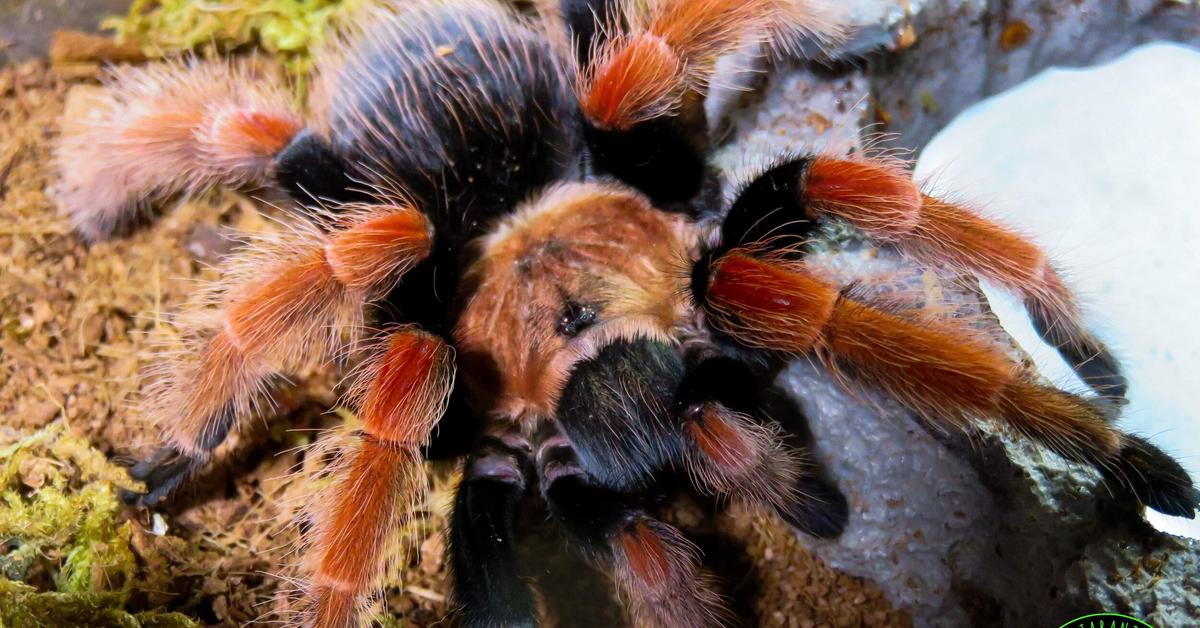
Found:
1102,435 -> 1199,519
120,446 -> 204,508
777,475 -> 849,539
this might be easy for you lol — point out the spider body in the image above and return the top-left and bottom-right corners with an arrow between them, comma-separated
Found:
291,0 -> 580,333
53,0 -> 1198,626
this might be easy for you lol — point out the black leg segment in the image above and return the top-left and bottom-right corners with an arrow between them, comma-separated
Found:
449,434 -> 538,628
535,425 -> 729,627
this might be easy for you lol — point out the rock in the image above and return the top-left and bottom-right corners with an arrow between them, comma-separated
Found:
710,1 -> 1200,625
1067,533 -> 1200,626
866,0 -> 1200,151
0,0 -> 132,65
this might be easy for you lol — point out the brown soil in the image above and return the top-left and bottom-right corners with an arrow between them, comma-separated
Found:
0,58 -> 910,627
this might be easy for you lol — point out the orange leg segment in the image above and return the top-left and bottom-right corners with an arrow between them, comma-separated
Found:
579,0 -> 764,129
680,401 -> 847,537
804,156 -> 1125,397
682,402 -> 799,508
55,60 -> 303,241
610,517 -> 727,628
701,250 -> 1121,464
152,205 -> 432,460
578,0 -> 843,130
305,330 -> 454,627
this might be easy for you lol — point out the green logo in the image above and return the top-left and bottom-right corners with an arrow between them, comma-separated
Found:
1058,613 -> 1154,628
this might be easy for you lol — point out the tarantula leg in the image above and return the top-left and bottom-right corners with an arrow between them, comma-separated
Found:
576,0 -> 845,128
303,329 -> 454,627
574,0 -> 843,204
537,427 -> 730,628
449,427 -> 538,628
695,250 -> 1116,453
675,356 -> 847,538
121,445 -> 207,507
799,156 -> 1125,398
1101,435 -> 1200,519
122,203 -> 433,506
54,59 -> 303,241
678,401 -> 846,538
696,250 -> 1198,516
693,250 -> 1195,518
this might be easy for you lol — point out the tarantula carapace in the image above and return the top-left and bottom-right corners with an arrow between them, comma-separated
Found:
54,0 -> 1198,625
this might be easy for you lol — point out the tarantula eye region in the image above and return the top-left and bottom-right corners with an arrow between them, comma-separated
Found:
557,300 -> 599,336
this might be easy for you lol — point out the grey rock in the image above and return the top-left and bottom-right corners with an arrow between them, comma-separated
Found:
868,0 -> 1200,151
0,0 -> 130,65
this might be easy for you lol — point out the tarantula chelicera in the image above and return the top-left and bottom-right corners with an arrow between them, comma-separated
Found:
54,0 -> 1198,625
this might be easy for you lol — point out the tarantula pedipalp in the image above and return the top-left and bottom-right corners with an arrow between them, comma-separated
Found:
54,0 -> 1199,626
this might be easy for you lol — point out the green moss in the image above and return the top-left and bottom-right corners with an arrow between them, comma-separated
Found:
0,423 -> 183,625
0,580 -> 198,628
102,0 -> 371,77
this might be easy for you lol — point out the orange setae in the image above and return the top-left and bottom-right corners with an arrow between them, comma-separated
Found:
356,331 -> 454,444
704,251 -> 839,354
805,157 -> 923,239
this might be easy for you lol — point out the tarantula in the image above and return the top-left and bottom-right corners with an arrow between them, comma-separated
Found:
54,0 -> 1198,625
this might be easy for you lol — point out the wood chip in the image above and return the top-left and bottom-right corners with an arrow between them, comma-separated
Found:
49,30 -> 146,65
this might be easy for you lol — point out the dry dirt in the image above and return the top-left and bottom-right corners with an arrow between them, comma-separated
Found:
0,55 -> 910,627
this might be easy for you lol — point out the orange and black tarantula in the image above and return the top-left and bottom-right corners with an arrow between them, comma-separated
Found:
54,0 -> 1198,626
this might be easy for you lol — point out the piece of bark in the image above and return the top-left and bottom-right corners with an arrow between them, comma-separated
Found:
50,30 -> 145,66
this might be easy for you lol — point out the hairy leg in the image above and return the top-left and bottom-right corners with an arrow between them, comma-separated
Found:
693,248 -> 1197,518
54,59 -> 303,241
572,0 -> 843,204
448,425 -> 538,628
301,329 -> 454,627
675,355 -> 847,538
124,201 -> 432,505
537,425 -> 729,628
740,156 -> 1126,398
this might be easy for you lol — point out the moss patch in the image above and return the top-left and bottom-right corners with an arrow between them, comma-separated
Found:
0,579 -> 197,628
0,423 -> 195,626
102,0 -> 370,77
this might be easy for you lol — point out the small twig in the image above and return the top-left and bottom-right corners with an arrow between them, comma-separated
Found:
403,585 -> 446,603
0,143 -> 27,200
35,383 -> 69,430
